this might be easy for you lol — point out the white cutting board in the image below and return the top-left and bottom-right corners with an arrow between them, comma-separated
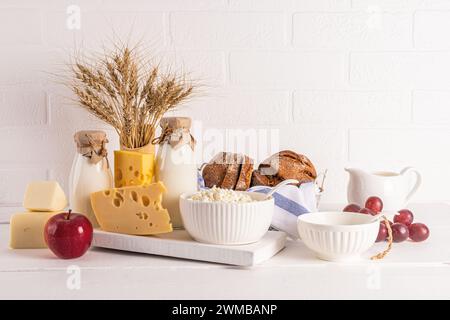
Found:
92,229 -> 287,266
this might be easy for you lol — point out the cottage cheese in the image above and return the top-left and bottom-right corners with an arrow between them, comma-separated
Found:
189,186 -> 254,203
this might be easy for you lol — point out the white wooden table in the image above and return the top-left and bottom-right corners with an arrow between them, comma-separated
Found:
1,203 -> 450,300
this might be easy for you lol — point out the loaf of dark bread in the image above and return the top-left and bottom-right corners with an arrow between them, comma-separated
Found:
251,150 -> 317,187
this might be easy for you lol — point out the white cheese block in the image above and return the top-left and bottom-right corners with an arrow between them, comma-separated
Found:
10,211 -> 61,249
23,181 -> 67,212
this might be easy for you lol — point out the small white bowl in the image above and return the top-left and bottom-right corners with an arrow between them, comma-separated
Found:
179,192 -> 274,245
297,212 -> 379,262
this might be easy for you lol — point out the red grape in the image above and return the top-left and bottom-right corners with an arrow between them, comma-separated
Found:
391,223 -> 409,243
343,204 -> 361,213
376,222 -> 388,242
365,196 -> 383,213
359,207 -> 376,215
409,223 -> 430,242
394,209 -> 414,226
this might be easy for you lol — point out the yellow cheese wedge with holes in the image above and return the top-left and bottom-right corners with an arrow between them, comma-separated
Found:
114,150 -> 154,188
90,182 -> 172,235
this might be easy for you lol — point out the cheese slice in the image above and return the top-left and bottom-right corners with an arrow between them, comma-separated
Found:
114,150 -> 154,188
23,181 -> 67,212
90,182 -> 172,235
10,211 -> 61,249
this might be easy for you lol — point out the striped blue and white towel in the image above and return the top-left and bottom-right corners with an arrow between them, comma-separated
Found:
248,183 -> 317,239
197,171 -> 317,239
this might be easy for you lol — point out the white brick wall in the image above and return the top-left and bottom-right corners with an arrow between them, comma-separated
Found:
230,52 -> 347,88
293,91 -> 411,125
350,52 -> 450,89
413,91 -> 450,124
1,0 -> 450,220
45,11 -> 166,49
0,9 -> 42,45
0,87 -> 48,126
171,12 -> 286,48
293,12 -> 412,49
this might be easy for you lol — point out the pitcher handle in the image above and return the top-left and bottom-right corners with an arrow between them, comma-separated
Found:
400,167 -> 422,202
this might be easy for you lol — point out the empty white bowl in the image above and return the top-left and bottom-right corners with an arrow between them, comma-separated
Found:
297,212 -> 379,262
179,192 -> 274,245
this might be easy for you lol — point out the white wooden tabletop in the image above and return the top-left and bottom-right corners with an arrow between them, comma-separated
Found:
1,203 -> 450,300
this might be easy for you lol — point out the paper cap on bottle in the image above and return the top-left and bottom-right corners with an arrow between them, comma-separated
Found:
73,130 -> 109,164
160,117 -> 192,130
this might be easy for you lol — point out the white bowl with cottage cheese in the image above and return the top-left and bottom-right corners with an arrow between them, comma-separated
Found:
179,187 -> 274,245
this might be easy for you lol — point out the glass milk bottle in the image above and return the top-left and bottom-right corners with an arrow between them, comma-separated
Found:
69,131 -> 113,227
155,117 -> 197,228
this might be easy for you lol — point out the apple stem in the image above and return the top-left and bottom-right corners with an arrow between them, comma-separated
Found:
67,209 -> 72,220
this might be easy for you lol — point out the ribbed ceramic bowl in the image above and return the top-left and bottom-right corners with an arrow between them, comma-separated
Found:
179,192 -> 274,245
297,212 -> 379,262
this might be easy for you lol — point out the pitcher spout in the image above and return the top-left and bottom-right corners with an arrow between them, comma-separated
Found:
345,168 -> 370,185
345,167 -> 366,175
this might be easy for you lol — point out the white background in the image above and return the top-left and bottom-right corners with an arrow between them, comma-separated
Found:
1,0 -> 450,219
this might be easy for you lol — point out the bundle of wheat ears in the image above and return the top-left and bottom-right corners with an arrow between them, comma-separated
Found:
70,45 -> 194,149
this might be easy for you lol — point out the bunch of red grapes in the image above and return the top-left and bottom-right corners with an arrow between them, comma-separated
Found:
343,196 -> 430,243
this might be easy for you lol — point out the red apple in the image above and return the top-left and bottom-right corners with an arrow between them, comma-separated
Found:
44,210 -> 93,259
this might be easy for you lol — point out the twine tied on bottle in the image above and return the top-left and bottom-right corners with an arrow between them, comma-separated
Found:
74,130 -> 110,167
152,117 -> 196,150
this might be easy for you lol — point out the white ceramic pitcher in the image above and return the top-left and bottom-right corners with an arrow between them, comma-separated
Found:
345,167 -> 422,212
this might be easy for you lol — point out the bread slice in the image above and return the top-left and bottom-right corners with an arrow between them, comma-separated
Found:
235,155 -> 254,191
220,153 -> 241,189
202,153 -> 228,188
